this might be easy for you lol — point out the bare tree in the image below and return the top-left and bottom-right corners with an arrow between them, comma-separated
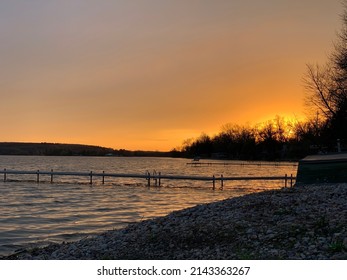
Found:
303,63 -> 337,119
303,2 -> 347,146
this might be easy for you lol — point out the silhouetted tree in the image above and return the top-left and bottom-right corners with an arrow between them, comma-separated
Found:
182,134 -> 213,157
304,2 -> 347,149
213,123 -> 256,159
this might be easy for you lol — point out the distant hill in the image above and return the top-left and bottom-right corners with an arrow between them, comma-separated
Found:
0,142 -> 172,157
0,142 -> 117,156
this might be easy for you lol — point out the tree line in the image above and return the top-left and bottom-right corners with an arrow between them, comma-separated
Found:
0,142 -> 171,157
0,142 -> 117,156
175,2 -> 347,161
172,115 -> 335,161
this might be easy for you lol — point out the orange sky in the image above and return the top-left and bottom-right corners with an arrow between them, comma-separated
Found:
0,0 -> 342,151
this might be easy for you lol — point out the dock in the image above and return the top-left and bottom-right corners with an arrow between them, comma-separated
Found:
0,169 -> 296,189
187,161 -> 298,167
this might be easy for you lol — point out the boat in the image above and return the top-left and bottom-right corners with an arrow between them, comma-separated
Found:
296,153 -> 347,184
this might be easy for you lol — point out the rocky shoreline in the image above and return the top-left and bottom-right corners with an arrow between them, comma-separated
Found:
2,184 -> 347,260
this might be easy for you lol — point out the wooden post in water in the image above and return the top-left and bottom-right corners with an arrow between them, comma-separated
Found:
284,174 -> 288,188
290,174 -> 293,187
212,175 -> 215,190
89,171 -> 93,185
3,168 -> 6,182
153,170 -> 157,186
50,169 -> 53,183
220,174 -> 224,190
102,171 -> 105,184
37,170 -> 40,183
148,172 -> 151,187
158,172 -> 161,186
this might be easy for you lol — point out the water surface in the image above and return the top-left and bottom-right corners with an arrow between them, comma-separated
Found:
0,156 -> 297,256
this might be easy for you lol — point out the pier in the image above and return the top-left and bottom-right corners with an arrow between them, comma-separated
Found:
0,169 -> 296,189
187,161 -> 298,167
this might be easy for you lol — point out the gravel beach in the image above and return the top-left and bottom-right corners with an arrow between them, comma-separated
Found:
2,183 -> 347,260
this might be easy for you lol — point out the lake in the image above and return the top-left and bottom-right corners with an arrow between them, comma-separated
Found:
0,156 -> 298,257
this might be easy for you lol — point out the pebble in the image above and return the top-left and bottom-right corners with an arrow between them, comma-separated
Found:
1,183 -> 347,260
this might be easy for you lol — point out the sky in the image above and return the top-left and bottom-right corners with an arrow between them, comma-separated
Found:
0,0 -> 343,151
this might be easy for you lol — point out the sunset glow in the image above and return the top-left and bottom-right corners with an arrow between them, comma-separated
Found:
0,0 -> 342,151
